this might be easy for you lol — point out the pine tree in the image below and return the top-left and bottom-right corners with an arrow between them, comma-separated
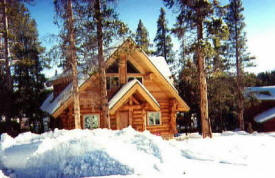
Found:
54,0 -> 81,128
225,0 -> 253,130
0,0 -> 13,122
74,0 -> 129,129
135,19 -> 151,54
94,0 -> 110,128
154,8 -> 174,64
0,1 -> 47,132
165,0 -> 229,138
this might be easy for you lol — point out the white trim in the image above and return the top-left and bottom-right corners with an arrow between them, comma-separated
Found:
83,114 -> 100,129
147,111 -> 161,126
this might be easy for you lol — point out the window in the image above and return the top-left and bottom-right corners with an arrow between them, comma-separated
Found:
147,112 -> 161,126
106,60 -> 119,73
128,76 -> 142,83
83,114 -> 100,129
127,60 -> 140,73
106,76 -> 120,90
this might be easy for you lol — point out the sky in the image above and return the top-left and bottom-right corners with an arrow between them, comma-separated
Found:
27,0 -> 275,77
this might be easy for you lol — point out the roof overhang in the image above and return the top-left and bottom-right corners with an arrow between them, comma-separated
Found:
254,107 -> 275,123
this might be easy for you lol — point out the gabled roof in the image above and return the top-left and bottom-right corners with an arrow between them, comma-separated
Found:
254,107 -> 275,123
41,74 -> 89,115
109,79 -> 160,114
246,86 -> 275,101
41,38 -> 189,117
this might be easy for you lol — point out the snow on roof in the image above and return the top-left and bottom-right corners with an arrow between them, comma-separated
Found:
246,86 -> 275,101
148,56 -> 173,85
41,74 -> 89,114
109,79 -> 159,110
254,107 -> 275,123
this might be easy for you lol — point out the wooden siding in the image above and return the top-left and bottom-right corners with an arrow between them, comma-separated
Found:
50,39 -> 189,138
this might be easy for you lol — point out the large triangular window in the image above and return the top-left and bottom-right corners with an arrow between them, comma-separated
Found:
127,60 -> 140,73
106,59 -> 119,73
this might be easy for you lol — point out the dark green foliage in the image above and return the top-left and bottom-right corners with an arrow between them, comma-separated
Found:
11,3 -> 47,125
256,71 -> 275,86
154,8 -> 174,64
0,1 -> 47,134
135,19 -> 151,54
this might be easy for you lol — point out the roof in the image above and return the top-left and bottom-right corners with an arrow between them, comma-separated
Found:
109,79 -> 160,114
254,107 -> 275,123
41,38 -> 189,117
48,38 -> 127,84
41,73 -> 88,115
148,56 -> 174,86
246,86 -> 275,101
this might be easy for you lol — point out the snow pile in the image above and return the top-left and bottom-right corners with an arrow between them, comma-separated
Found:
1,128 -> 275,178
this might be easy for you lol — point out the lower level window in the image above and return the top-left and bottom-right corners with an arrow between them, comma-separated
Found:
83,114 -> 100,129
147,112 -> 161,126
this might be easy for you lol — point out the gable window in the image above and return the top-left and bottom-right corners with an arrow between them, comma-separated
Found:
147,112 -> 161,126
106,60 -> 119,73
127,60 -> 140,73
106,76 -> 120,90
83,114 -> 100,129
128,76 -> 142,83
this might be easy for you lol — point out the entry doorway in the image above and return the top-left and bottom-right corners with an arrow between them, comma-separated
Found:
119,111 -> 129,129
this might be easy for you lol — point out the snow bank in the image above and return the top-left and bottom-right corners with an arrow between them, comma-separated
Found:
1,128 -> 275,178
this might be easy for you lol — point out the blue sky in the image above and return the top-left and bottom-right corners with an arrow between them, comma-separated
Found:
27,0 -> 275,76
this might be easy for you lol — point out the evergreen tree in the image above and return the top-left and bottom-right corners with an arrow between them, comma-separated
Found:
135,19 -> 151,54
165,0 -> 229,138
54,0 -> 81,128
75,0 -> 129,128
0,1 -> 46,132
154,8 -> 174,64
225,0 -> 253,130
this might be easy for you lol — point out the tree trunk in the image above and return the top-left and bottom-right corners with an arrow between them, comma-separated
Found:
3,0 -> 12,122
197,18 -> 212,138
234,13 -> 244,130
95,0 -> 110,128
67,0 -> 81,129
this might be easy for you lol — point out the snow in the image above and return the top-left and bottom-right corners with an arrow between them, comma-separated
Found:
109,79 -> 160,110
148,56 -> 174,87
40,73 -> 88,114
254,106 -> 275,123
1,128 -> 275,178
246,85 -> 275,100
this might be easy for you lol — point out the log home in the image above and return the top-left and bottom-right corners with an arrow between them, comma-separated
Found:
41,38 -> 189,137
245,86 -> 275,132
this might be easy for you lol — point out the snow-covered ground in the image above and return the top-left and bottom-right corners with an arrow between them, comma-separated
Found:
1,128 -> 275,178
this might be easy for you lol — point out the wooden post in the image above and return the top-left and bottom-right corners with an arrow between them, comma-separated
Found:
119,55 -> 126,85
142,103 -> 147,131
129,97 -> 133,126
170,99 -> 177,134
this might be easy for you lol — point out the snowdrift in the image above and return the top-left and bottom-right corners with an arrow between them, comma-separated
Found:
1,128 -> 275,178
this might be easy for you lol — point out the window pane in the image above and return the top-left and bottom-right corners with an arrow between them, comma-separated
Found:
106,60 -> 119,73
148,112 -> 161,126
111,77 -> 119,87
106,77 -> 110,90
84,115 -> 99,129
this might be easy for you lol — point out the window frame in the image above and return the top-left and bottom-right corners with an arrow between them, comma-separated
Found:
147,111 -> 161,126
83,114 -> 100,129
106,76 -> 120,90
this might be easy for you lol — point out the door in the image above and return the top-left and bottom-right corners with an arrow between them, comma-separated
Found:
119,111 -> 129,129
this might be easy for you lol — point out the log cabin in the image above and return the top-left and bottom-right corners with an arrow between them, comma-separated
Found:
41,38 -> 189,138
245,86 -> 275,132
